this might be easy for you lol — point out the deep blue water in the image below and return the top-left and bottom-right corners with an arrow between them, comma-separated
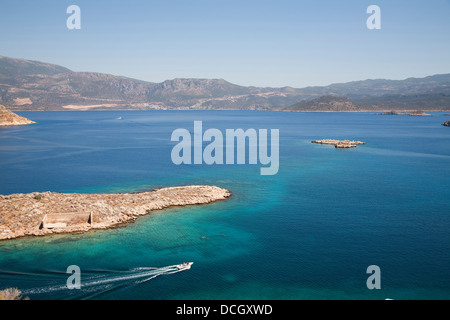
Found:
0,111 -> 449,300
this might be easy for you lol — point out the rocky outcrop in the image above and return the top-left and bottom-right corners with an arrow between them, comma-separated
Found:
408,111 -> 432,116
0,104 -> 35,126
443,121 -> 450,127
0,186 -> 231,240
312,139 -> 366,149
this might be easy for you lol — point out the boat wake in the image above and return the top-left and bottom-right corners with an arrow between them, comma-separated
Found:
22,263 -> 193,296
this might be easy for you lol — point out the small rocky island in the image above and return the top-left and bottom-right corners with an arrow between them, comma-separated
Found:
0,186 -> 231,240
408,111 -> 432,117
443,121 -> 450,127
379,110 -> 432,116
312,139 -> 366,149
0,104 -> 35,126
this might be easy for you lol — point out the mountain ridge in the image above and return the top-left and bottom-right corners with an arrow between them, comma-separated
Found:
1,55 -> 449,111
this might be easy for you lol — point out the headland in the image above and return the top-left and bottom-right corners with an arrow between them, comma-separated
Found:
0,186 -> 231,240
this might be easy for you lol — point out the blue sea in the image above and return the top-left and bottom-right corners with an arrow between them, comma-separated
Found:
0,111 -> 449,300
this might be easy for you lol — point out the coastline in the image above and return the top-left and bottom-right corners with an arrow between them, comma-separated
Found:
8,108 -> 450,113
0,186 -> 231,241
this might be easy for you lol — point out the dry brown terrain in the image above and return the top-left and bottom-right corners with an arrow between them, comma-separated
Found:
0,104 -> 35,126
0,186 -> 231,240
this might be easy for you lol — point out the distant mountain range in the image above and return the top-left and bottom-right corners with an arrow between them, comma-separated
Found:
1,55 -> 450,111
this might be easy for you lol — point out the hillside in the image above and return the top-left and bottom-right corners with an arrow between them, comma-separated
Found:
285,96 -> 361,112
300,75 -> 450,98
1,55 -> 450,111
286,94 -> 450,112
0,56 -> 71,80
0,56 -> 303,110
354,93 -> 450,110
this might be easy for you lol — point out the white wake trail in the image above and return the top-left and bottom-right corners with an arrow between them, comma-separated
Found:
81,265 -> 184,287
23,264 -> 191,295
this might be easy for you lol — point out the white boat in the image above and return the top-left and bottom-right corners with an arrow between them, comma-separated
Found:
117,117 -> 123,120
177,262 -> 194,270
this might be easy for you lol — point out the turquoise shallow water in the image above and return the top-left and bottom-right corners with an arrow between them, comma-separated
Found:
0,111 -> 449,300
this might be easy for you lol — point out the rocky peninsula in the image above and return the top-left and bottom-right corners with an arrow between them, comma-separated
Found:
0,186 -> 231,241
312,139 -> 366,149
0,104 -> 35,126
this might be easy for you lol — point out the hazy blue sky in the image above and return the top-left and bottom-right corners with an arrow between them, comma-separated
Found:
1,0 -> 450,87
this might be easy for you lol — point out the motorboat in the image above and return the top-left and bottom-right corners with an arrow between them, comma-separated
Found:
177,262 -> 194,270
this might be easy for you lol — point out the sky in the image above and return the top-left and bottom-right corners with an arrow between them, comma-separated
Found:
1,0 -> 450,88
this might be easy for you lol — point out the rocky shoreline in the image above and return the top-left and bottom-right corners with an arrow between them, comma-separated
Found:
0,186 -> 231,241
0,104 -> 35,126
